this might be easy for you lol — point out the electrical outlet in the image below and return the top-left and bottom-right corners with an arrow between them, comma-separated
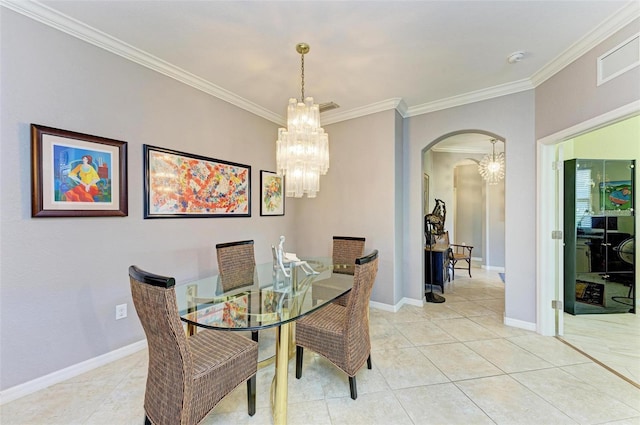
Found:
115,303 -> 127,320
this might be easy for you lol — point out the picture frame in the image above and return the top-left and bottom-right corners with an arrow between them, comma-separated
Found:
600,180 -> 632,212
30,124 -> 128,217
144,145 -> 250,218
423,173 -> 430,215
260,170 -> 285,216
184,293 -> 249,328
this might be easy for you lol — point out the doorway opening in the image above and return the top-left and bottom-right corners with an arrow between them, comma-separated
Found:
423,130 -> 506,298
536,103 -> 639,385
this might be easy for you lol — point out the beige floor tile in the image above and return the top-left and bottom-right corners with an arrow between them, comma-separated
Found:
435,292 -> 470,302
511,367 -> 640,424
395,320 -> 457,346
293,353 -> 389,400
455,375 -> 576,424
375,304 -> 430,324
507,334 -> 592,366
464,338 -> 554,373
325,391 -> 413,425
369,320 -> 414,351
468,314 -> 534,338
395,383 -> 495,424
598,417 -> 640,424
373,347 -> 449,389
473,298 -> 505,314
418,342 -> 503,381
287,400 -> 333,425
432,317 -> 500,341
421,304 -> 464,320
204,406 -> 274,425
444,301 -> 497,317
560,363 -> 640,412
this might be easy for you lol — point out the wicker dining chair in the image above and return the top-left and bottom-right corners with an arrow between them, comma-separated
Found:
312,236 -> 366,306
295,249 -> 379,400
216,240 -> 258,342
129,265 -> 258,425
216,240 -> 256,291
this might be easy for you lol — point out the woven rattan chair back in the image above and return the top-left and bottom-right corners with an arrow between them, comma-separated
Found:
130,265 -> 258,425
216,240 -> 256,291
296,250 -> 379,400
343,250 -> 379,375
332,236 -> 366,275
129,266 -> 195,424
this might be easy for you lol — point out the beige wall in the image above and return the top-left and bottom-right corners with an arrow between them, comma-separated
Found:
294,110 -> 400,304
406,91 -> 536,324
536,18 -> 640,139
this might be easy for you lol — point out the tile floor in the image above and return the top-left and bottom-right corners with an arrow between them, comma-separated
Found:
562,306 -> 640,385
2,267 -> 639,424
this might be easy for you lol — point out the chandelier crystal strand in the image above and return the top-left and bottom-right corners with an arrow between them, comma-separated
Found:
276,43 -> 329,198
478,139 -> 505,185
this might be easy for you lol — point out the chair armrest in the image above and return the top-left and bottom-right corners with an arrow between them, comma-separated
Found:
450,244 -> 473,255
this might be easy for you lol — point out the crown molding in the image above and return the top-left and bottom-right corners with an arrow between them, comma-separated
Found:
4,0 -> 637,126
530,0 -> 640,87
321,98 -> 407,125
0,0 -> 285,125
406,79 -> 534,117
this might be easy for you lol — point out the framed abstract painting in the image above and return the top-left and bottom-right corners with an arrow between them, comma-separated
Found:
260,170 -> 284,216
30,124 -> 128,217
144,145 -> 250,218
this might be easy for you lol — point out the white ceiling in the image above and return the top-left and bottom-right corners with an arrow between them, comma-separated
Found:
6,1 -> 637,150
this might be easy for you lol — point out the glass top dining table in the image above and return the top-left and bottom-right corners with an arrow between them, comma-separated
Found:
174,257 -> 354,425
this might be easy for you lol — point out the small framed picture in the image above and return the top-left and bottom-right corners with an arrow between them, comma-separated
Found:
30,124 -> 128,217
260,170 -> 284,216
144,145 -> 250,218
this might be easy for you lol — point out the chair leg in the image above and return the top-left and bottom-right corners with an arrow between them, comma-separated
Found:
367,355 -> 372,369
349,376 -> 357,400
295,346 -> 304,379
251,331 -> 258,342
467,260 -> 472,278
247,375 -> 256,416
144,416 -> 151,425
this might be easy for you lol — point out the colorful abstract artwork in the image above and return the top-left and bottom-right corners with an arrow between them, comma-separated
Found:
260,170 -> 284,216
144,145 -> 250,218
600,180 -> 632,211
185,294 -> 248,328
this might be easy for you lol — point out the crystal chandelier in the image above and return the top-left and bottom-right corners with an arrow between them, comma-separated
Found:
276,43 -> 329,198
478,139 -> 505,185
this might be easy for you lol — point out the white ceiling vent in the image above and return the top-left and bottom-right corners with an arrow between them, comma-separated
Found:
319,102 -> 340,113
597,33 -> 639,86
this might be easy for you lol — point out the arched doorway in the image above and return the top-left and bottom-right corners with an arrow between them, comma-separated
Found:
422,130 -> 506,281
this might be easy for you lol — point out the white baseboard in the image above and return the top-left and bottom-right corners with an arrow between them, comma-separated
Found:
504,316 -> 537,332
370,297 -> 422,313
0,339 -> 147,405
482,265 -> 505,272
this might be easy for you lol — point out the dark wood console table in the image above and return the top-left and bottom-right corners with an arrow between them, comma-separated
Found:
424,244 -> 450,294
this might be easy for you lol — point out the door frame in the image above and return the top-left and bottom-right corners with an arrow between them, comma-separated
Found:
536,101 -> 640,336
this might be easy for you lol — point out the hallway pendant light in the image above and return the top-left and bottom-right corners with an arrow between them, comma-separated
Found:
478,139 -> 505,185
276,43 -> 329,198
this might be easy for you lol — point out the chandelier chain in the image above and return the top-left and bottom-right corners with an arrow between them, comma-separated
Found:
300,52 -> 305,101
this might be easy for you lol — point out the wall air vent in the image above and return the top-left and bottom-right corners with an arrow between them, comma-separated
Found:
597,33 -> 639,86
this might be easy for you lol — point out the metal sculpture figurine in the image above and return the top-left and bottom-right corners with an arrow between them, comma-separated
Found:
425,198 -> 446,241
